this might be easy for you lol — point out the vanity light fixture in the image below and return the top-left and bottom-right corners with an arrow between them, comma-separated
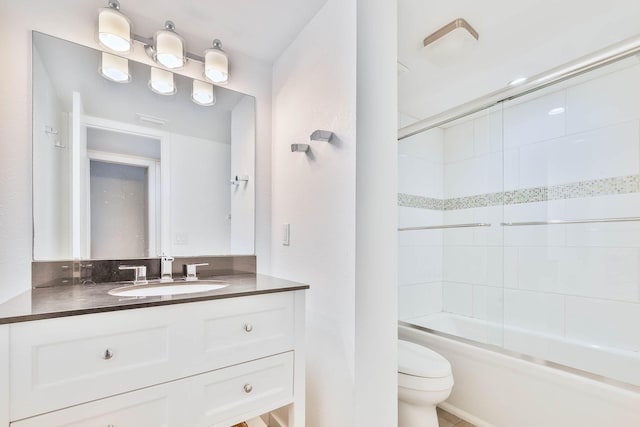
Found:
204,39 -> 229,84
97,0 -> 132,53
95,3 -> 231,102
99,52 -> 131,83
149,67 -> 176,95
153,21 -> 186,69
192,80 -> 216,106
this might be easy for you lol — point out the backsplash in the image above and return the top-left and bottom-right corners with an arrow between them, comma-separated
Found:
32,256 -> 256,288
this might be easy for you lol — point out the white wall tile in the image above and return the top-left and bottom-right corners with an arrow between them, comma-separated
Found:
443,246 -> 487,284
485,247 -> 504,286
565,296 -> 640,352
563,193 -> 640,220
504,289 -> 565,336
566,222 -> 640,248
566,63 -> 640,134
518,247 -> 640,302
443,282 -> 473,316
474,110 -> 503,156
472,285 -> 503,323
399,127 -> 444,161
443,120 -> 474,163
399,282 -> 443,320
519,121 -> 639,188
444,150 -> 504,199
398,154 -> 443,197
398,207 -> 443,247
503,247 -> 518,288
398,245 -> 443,285
503,91 -> 566,148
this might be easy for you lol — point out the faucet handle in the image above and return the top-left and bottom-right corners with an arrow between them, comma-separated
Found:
119,265 -> 148,284
183,263 -> 209,280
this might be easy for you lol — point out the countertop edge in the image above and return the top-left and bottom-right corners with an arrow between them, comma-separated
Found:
0,285 -> 309,325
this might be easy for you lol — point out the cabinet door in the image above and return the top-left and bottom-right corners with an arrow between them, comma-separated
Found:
9,379 -> 189,427
10,306 -> 189,420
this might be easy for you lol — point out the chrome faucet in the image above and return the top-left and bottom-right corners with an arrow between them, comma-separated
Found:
118,265 -> 148,285
183,263 -> 208,281
160,256 -> 174,282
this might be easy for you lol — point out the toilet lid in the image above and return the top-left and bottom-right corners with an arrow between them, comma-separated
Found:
398,340 -> 451,378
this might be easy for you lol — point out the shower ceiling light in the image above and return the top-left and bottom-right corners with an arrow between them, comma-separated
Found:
153,21 -> 186,69
98,0 -> 131,53
149,67 -> 176,95
204,39 -> 229,84
99,52 -> 131,83
95,4 -> 231,103
548,107 -> 566,115
192,80 -> 216,106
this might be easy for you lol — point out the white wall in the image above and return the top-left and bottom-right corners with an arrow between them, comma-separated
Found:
230,96 -> 256,254
271,0 -> 398,424
0,1 -> 272,301
354,0 -> 398,425
271,0 -> 358,424
170,133 -> 231,256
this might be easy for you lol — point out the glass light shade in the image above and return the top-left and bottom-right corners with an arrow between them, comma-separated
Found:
99,52 -> 131,83
192,80 -> 216,106
98,7 -> 131,53
148,67 -> 176,95
154,28 -> 185,69
204,41 -> 228,84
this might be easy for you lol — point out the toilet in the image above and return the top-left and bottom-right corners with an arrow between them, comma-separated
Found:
398,340 -> 454,427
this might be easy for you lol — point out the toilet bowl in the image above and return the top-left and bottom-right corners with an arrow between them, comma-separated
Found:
398,340 -> 454,427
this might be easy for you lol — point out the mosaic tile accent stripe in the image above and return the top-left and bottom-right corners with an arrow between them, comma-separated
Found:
399,174 -> 640,211
398,193 -> 444,210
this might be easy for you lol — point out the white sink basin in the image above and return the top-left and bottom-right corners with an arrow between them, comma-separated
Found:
108,280 -> 229,297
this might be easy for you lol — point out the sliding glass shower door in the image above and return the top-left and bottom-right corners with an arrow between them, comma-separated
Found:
399,52 -> 640,388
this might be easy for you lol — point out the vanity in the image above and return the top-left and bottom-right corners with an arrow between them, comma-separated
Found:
0,271 -> 307,427
10,28 -> 307,426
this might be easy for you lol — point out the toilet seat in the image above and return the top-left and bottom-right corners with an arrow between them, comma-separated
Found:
398,371 -> 453,391
398,340 -> 452,378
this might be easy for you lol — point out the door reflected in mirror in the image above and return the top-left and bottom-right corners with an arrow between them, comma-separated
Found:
32,32 -> 255,260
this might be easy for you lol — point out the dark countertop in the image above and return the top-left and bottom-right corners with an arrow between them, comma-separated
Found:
0,274 -> 309,325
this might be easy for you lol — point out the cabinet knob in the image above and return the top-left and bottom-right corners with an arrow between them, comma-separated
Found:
243,323 -> 253,333
103,349 -> 114,360
243,383 -> 253,393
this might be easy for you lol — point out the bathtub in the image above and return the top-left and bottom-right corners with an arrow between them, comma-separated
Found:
399,313 -> 640,427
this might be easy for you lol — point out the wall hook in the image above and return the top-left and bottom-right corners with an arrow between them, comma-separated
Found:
291,144 -> 310,153
230,175 -> 249,185
310,130 -> 333,142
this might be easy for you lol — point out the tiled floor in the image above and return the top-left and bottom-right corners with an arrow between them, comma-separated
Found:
437,407 -> 476,427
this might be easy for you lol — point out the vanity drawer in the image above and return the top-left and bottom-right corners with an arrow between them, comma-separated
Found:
9,307 -> 188,420
193,292 -> 295,370
191,351 -> 294,427
9,380 -> 183,427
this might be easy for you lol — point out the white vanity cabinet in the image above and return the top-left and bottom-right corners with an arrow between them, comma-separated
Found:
3,290 -> 306,427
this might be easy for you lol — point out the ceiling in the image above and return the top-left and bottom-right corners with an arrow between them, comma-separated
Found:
91,0 -> 328,63
398,0 -> 640,127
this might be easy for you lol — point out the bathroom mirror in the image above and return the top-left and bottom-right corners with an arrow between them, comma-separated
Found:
32,32 -> 255,260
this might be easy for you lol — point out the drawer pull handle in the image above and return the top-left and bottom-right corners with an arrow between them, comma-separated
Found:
243,323 -> 253,333
103,349 -> 114,360
243,383 -> 253,393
